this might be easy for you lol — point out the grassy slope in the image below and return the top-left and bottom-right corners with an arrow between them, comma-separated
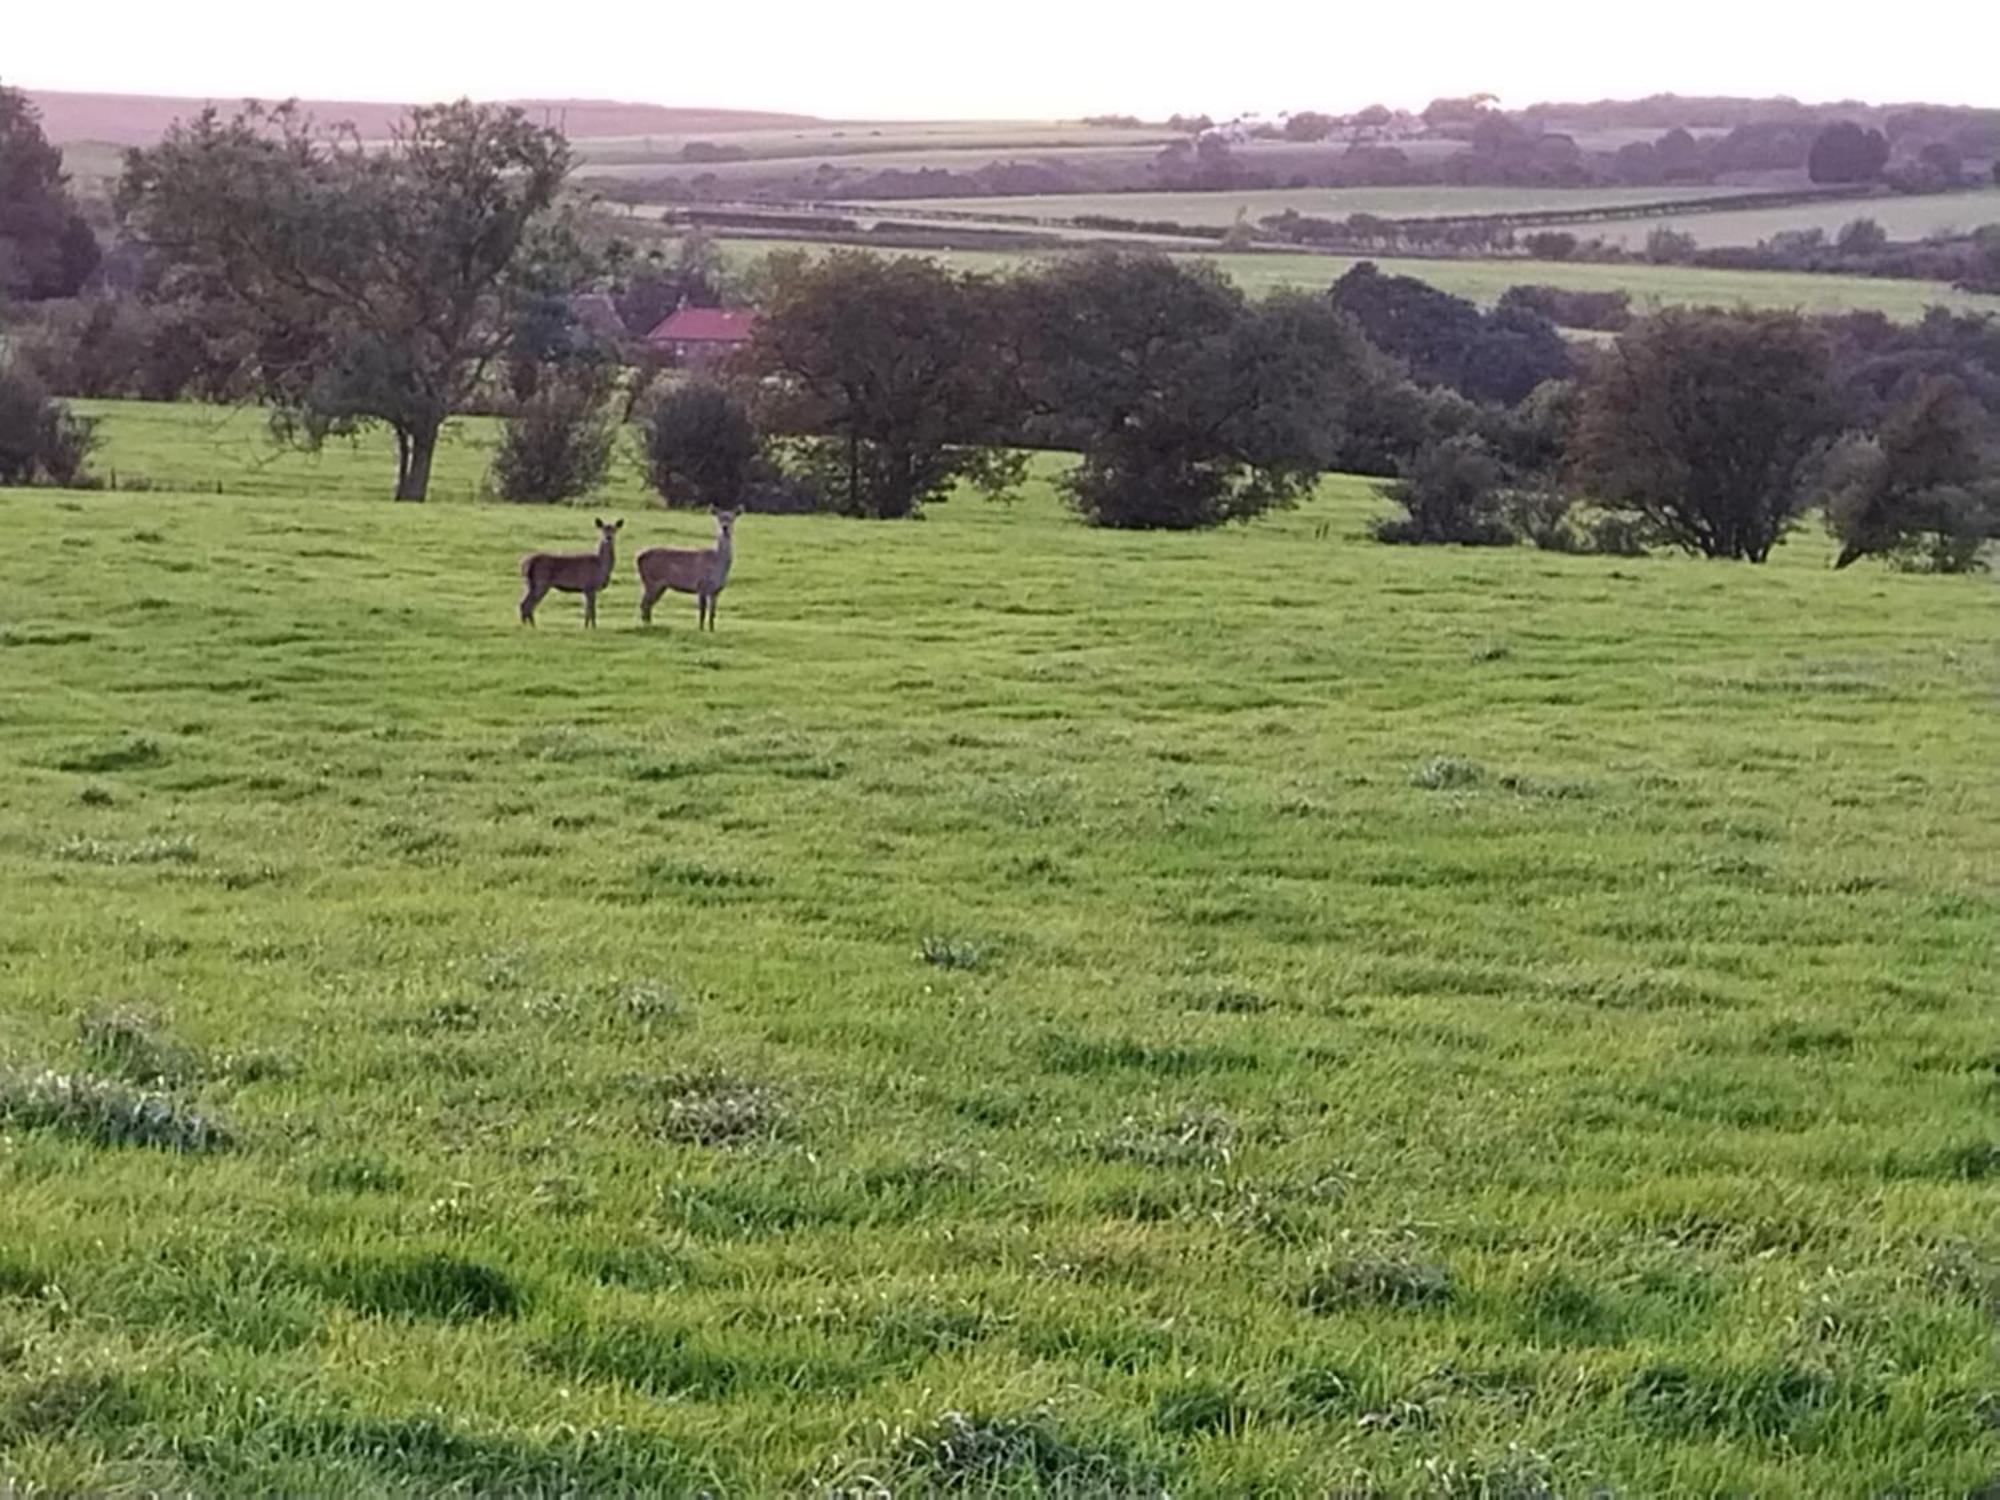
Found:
1588,187 -> 2000,250
714,237 -> 2000,319
844,185 -> 1773,226
1,403 -> 1996,1496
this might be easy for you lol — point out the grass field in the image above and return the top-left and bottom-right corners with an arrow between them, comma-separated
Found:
841,186 -> 1773,227
713,237 -> 2000,320
2,402 -> 1998,1496
1587,188 -> 2000,250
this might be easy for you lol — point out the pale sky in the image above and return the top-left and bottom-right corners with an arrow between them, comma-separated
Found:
8,0 -> 1995,119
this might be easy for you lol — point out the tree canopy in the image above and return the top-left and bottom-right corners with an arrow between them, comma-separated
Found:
0,83 -> 101,301
1572,309 -> 1842,562
120,100 -> 574,500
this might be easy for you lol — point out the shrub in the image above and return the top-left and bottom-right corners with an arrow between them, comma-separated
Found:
0,1068 -> 232,1152
1373,434 -> 1515,545
490,368 -> 615,503
1572,308 -> 1841,561
641,381 -> 761,510
0,362 -> 97,486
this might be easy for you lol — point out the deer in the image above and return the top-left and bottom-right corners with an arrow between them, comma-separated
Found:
519,517 -> 622,627
637,510 -> 737,630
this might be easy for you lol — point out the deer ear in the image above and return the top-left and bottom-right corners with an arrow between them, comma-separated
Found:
593,516 -> 604,527
615,518 -> 625,530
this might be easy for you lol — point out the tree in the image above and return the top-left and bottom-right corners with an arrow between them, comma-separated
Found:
1807,121 -> 1889,184
122,100 -> 574,500
0,83 -> 100,299
1823,375 -> 1999,571
1572,309 -> 1842,561
745,251 -> 1021,518
1835,217 -> 1890,256
490,366 -> 615,503
1015,255 -> 1364,529
1373,433 -> 1515,545
642,382 -> 761,510
1522,230 -> 1579,261
1330,263 -> 1569,405
0,361 -> 96,486
1283,112 -> 1338,142
1643,226 -> 1698,264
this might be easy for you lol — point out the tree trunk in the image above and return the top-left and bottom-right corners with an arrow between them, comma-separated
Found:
395,421 -> 440,502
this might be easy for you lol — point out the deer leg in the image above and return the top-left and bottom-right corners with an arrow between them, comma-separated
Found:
640,585 -> 660,625
520,584 -> 541,625
584,590 -> 596,629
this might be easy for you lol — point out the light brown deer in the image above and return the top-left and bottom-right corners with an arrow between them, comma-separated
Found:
637,510 -> 736,630
519,517 -> 622,627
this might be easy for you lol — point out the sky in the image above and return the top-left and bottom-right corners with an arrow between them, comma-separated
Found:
8,0 -> 1996,119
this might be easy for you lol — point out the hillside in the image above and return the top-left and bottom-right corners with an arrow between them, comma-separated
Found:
25,89 -> 819,146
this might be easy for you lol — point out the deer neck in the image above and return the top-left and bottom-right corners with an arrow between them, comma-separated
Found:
597,535 -> 616,579
712,529 -> 733,582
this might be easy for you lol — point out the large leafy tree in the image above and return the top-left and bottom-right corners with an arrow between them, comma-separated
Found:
1013,253 -> 1364,529
0,82 -> 101,300
746,251 -> 1021,519
1822,375 -> 1999,572
1571,309 -> 1842,562
121,101 -> 574,500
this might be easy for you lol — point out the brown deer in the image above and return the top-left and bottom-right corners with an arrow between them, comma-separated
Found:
637,510 -> 736,630
520,517 -> 622,627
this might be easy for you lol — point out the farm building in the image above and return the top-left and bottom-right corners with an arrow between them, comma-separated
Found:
645,305 -> 759,363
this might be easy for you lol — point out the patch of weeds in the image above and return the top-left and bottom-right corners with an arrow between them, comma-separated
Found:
1927,1242 -> 2000,1315
1171,983 -> 1272,1014
1759,1019 -> 1855,1056
1419,1444 -> 1559,1499
1497,772 -> 1597,800
919,935 -> 988,971
0,1370 -> 141,1440
414,999 -> 483,1033
1,625 -> 95,648
1152,1382 -> 1252,1436
1470,641 -> 1512,662
79,1007 -> 201,1087
639,858 -> 771,890
77,784 -> 115,807
53,833 -> 197,865
1302,1244 -> 1453,1312
1286,1366 -> 1360,1414
308,1155 -> 409,1195
0,1069 -> 232,1152
53,735 -> 166,774
656,1067 -> 788,1147
309,1252 -> 521,1322
1041,1035 -> 1257,1077
1411,756 -> 1483,791
1514,1266 -> 1622,1344
872,1408 -> 1161,1496
1095,1108 -> 1239,1168
1938,1141 -> 2000,1181
618,980 -> 685,1024
1623,1360 -> 1838,1439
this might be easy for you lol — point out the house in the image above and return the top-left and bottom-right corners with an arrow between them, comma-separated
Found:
644,305 -> 759,365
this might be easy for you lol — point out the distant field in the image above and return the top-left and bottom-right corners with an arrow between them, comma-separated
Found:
3,401 -> 1996,1496
713,238 -> 2000,320
1588,187 -> 2000,249
568,121 -> 1174,169
842,185 -> 1774,227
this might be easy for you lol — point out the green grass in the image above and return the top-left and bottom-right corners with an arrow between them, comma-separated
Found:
716,236 -> 2000,320
2,400 -> 1998,1496
847,185 -> 1774,226
1589,187 -> 2000,250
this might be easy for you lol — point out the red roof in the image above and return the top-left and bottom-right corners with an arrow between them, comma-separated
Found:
645,306 -> 759,345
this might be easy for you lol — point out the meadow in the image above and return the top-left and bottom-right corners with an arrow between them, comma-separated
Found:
713,237 -> 2000,320
840,186 -> 1771,227
1585,187 -> 2000,250
1,402 -> 1997,1497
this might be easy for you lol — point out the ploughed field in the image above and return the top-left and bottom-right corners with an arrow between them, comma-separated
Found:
1,404 -> 1996,1496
